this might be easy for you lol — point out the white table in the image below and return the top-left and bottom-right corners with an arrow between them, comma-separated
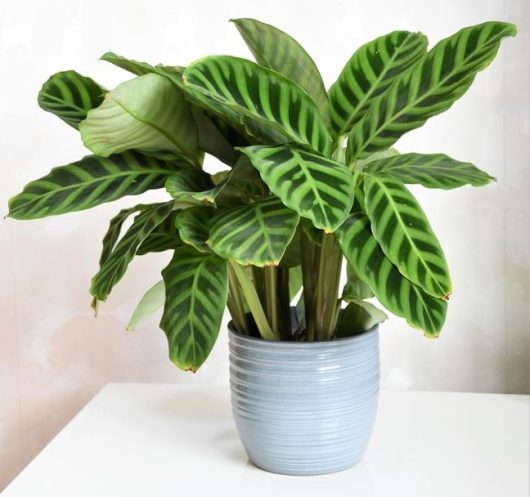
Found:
2,384 -> 528,497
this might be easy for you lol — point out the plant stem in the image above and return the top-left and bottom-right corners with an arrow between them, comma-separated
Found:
264,266 -> 279,335
301,229 -> 319,341
230,262 -> 277,340
314,234 -> 343,340
227,264 -> 248,334
277,267 -> 292,339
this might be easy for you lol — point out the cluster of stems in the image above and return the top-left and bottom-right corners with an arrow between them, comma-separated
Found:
226,232 -> 343,341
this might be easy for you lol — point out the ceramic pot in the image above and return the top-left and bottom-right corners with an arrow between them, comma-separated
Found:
228,325 -> 379,475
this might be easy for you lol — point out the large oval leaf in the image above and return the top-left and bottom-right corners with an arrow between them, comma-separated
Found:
347,22 -> 516,160
80,73 -> 200,166
208,197 -> 299,266
90,202 -> 174,302
240,145 -> 354,232
8,152 -> 177,220
362,152 -> 494,189
136,211 -> 181,255
364,177 -> 451,298
329,31 -> 427,135
335,212 -> 447,335
232,18 -> 329,127
38,70 -> 106,129
160,246 -> 228,372
183,56 -> 332,155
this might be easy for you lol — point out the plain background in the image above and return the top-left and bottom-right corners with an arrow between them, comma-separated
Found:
1,0 -> 528,490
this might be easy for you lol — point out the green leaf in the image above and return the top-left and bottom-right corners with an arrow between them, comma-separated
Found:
175,206 -> 214,253
240,145 -> 354,232
336,300 -> 387,337
100,51 -> 183,77
335,212 -> 447,335
160,246 -> 228,372
38,70 -> 106,129
90,202 -> 174,301
329,31 -> 427,135
137,211 -> 181,255
364,176 -> 451,299
363,152 -> 495,189
8,152 -> 177,220
208,197 -> 299,266
348,21 -> 516,160
127,280 -> 165,331
97,205 -> 145,267
80,73 -> 200,166
165,169 -> 224,206
342,262 -> 373,300
183,55 -> 332,155
279,227 -> 301,267
231,18 -> 330,127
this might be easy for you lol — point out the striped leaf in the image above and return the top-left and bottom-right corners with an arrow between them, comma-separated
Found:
183,56 -> 332,155
80,73 -> 200,166
208,197 -> 299,266
329,31 -> 427,135
342,262 -> 373,300
38,70 -> 106,129
239,145 -> 354,232
232,18 -> 330,127
98,205 -> 145,266
335,212 -> 447,335
100,51 -> 184,77
137,211 -> 181,254
363,152 -> 495,189
348,22 -> 516,160
364,176 -> 451,298
90,202 -> 174,301
160,246 -> 228,372
127,280 -> 165,331
8,152 -> 177,220
175,206 -> 214,253
165,170 -> 222,205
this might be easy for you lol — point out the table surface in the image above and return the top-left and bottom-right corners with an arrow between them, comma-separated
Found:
2,384 -> 528,497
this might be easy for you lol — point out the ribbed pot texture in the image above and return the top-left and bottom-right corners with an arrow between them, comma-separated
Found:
228,326 -> 380,476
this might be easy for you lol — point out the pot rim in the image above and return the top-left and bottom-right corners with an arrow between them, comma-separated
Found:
227,320 -> 379,347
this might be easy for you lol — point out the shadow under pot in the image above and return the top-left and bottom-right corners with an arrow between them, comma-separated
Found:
228,324 -> 380,476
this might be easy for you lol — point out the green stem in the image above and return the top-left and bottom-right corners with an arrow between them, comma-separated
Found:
230,262 -> 277,340
277,267 -> 292,339
227,265 -> 248,334
264,266 -> 279,335
301,229 -> 319,341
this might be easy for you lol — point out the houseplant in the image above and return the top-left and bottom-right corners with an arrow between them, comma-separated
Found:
8,18 -> 515,475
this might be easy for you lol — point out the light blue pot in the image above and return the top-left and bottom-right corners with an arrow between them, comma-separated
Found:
228,326 -> 380,476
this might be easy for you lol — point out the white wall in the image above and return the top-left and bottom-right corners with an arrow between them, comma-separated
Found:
1,0 -> 528,489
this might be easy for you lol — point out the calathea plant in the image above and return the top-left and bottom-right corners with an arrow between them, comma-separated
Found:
8,19 -> 515,371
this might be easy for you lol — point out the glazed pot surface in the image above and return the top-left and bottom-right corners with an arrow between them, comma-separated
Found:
228,326 -> 380,476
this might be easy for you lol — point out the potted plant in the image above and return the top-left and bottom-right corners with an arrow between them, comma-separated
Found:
8,18 -> 515,475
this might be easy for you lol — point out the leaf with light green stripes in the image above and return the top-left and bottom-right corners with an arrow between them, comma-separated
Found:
231,18 -> 330,127
208,197 -> 299,266
90,202 -> 174,301
127,280 -> 165,331
239,145 -> 354,232
348,21 -> 516,160
80,73 -> 200,166
362,152 -> 494,189
329,31 -> 427,135
160,246 -> 228,372
364,176 -> 451,298
183,56 -> 332,155
38,70 -> 106,129
100,51 -> 185,78
97,205 -> 145,267
8,152 -> 178,220
175,206 -> 214,253
137,211 -> 181,255
335,212 -> 447,335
